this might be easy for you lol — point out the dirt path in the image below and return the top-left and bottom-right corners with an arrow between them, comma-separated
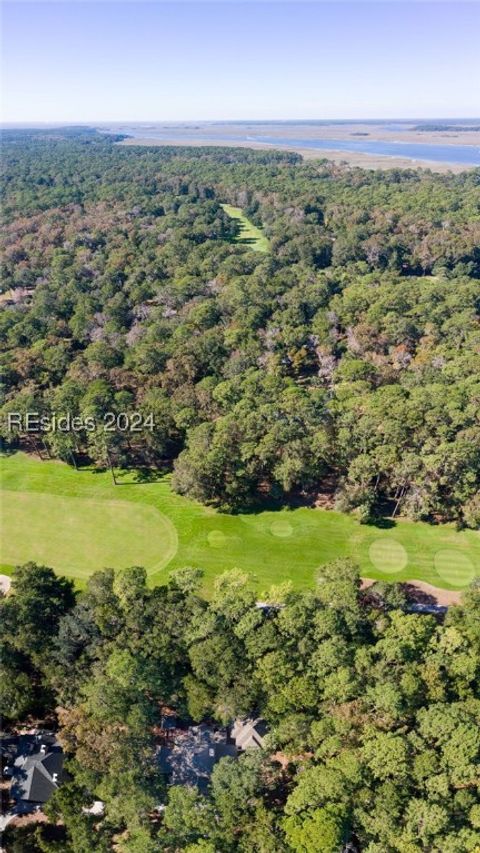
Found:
0,574 -> 12,595
361,577 -> 462,606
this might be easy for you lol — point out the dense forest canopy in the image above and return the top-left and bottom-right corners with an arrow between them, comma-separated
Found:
2,561 -> 480,852
1,128 -> 479,524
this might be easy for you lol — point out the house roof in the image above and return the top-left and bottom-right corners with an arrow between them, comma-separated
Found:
20,763 -> 57,803
231,718 -> 268,750
11,736 -> 65,805
158,725 -> 237,792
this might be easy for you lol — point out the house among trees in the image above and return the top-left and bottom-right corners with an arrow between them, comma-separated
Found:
10,733 -> 66,809
157,718 -> 269,794
231,718 -> 268,750
157,724 -> 237,793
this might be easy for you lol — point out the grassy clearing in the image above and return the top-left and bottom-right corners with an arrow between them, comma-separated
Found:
221,204 -> 270,252
1,453 -> 479,593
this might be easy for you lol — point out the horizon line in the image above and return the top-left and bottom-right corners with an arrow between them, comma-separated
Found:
3,116 -> 480,127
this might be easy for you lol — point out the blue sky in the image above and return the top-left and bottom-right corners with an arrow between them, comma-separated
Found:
2,2 -> 479,123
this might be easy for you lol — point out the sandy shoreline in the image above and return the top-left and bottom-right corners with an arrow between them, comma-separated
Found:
119,135 -> 471,173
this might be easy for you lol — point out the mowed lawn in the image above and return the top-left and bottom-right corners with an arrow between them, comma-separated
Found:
2,491 -> 177,580
221,204 -> 270,252
1,453 -> 479,592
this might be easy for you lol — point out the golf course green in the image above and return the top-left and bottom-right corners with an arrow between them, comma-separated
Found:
221,204 -> 270,252
1,453 -> 479,592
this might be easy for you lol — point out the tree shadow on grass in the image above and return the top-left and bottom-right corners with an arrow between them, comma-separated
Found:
113,466 -> 170,485
365,516 -> 397,530
400,582 -> 437,606
221,490 -> 307,516
232,221 -> 262,248
71,458 -> 170,485
0,445 -> 18,457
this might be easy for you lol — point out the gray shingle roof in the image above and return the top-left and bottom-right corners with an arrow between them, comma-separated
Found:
11,737 -> 65,805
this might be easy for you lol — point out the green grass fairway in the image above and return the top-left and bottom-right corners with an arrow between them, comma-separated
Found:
221,204 -> 270,252
1,490 -> 177,580
1,453 -> 479,593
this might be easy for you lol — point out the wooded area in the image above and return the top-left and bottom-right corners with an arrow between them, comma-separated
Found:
1,128 -> 479,525
2,561 -> 480,851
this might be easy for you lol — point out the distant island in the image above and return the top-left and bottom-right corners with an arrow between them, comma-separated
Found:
413,123 -> 480,132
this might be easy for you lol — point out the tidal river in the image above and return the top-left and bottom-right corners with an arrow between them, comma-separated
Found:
104,125 -> 480,167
